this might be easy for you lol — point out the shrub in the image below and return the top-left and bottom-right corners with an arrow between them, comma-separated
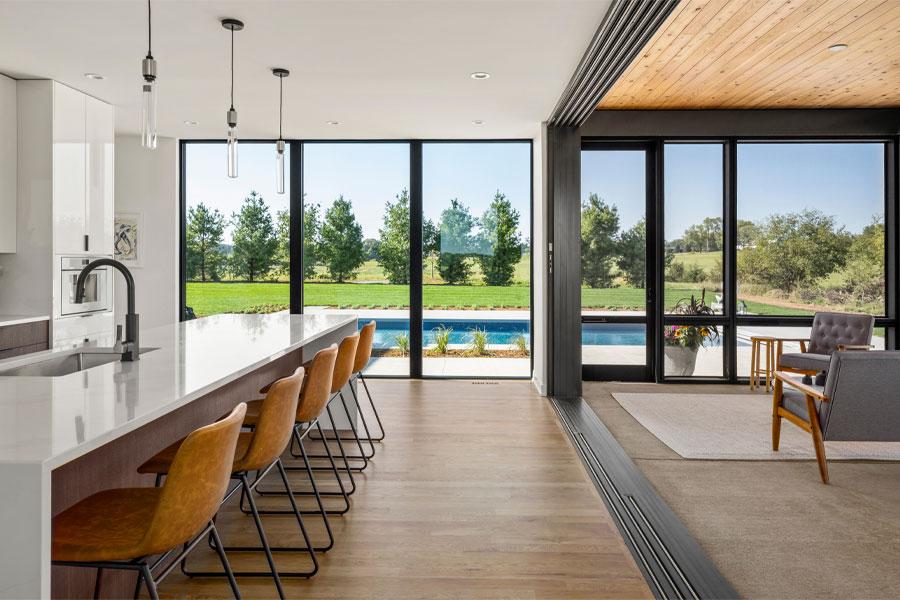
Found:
513,332 -> 529,355
394,333 -> 409,356
469,327 -> 488,356
433,325 -> 452,355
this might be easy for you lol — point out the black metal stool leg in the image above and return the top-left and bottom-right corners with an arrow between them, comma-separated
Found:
139,563 -> 160,600
209,522 -> 242,599
240,474 -> 285,595
347,384 -> 377,457
358,373 -> 385,441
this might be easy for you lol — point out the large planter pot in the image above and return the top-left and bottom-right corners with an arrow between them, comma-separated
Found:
664,345 -> 699,376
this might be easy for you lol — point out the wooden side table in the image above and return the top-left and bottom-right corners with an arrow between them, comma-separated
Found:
749,336 -> 776,392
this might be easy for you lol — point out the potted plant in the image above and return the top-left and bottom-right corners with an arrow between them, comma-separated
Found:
664,289 -> 720,376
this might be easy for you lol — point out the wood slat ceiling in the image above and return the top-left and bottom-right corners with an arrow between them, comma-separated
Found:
597,0 -> 900,109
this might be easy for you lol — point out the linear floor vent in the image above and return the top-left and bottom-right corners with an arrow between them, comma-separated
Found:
548,0 -> 680,128
551,396 -> 737,600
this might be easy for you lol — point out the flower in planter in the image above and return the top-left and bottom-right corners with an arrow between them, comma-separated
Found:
665,289 -> 720,351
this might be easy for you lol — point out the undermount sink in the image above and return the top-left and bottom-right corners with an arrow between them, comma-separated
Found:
0,347 -> 157,377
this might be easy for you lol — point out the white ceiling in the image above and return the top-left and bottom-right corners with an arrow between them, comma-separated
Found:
0,0 -> 611,140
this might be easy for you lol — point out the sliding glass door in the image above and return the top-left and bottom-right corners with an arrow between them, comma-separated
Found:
180,139 -> 533,380
580,143 -> 655,381
578,137 -> 894,384
302,142 -> 410,376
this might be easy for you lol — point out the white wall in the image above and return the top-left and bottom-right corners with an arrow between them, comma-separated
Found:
113,135 -> 178,329
0,74 -> 16,254
531,127 -> 547,395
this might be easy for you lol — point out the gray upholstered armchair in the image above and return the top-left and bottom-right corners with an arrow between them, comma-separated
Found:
773,351 -> 900,484
776,311 -> 874,382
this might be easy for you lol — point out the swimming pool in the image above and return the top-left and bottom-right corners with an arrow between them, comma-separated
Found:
360,319 -> 673,348
363,318 -> 531,348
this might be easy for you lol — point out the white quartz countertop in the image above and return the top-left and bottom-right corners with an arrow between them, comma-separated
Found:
0,313 -> 355,469
0,314 -> 50,327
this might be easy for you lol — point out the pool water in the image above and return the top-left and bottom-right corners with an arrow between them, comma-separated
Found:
364,318 -> 531,348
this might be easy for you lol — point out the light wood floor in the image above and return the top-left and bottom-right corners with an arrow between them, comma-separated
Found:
161,380 -> 651,599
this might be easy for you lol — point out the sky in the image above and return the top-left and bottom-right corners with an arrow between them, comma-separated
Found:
582,142 -> 885,240
186,141 -> 532,244
187,141 -> 884,247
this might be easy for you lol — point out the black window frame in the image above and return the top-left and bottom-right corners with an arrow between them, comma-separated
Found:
580,134 -> 898,384
179,138 -> 535,380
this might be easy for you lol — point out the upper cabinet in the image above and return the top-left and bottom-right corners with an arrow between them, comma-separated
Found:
48,82 -> 114,255
0,74 -> 15,253
85,96 -> 114,255
52,83 -> 87,254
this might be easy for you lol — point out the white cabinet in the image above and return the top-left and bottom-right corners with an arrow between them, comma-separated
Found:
52,83 -> 87,254
86,96 -> 114,255
0,74 -> 15,253
48,82 -> 114,255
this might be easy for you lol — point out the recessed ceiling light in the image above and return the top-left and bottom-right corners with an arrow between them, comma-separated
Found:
183,120 -> 199,126
470,71 -> 491,80
84,73 -> 105,80
828,43 -> 848,53
326,120 -> 341,126
472,119 -> 485,126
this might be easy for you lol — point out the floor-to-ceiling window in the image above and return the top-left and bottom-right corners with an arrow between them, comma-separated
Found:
578,137 -> 895,383
180,139 -> 533,379
421,142 -> 532,377
302,142 -> 410,376
580,145 -> 652,380
735,141 -> 888,377
663,143 -> 726,378
183,142 -> 290,318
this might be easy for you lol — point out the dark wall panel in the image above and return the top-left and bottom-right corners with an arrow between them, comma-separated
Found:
581,109 -> 900,138
547,126 -> 582,398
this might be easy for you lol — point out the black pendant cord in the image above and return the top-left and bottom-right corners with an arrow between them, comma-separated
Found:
229,26 -> 235,112
278,76 -> 284,140
146,0 -> 152,59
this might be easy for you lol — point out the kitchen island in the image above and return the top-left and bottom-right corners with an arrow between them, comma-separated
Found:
0,312 -> 357,599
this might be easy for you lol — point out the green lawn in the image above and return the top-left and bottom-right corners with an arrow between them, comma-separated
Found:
187,281 -> 781,316
671,250 -> 721,271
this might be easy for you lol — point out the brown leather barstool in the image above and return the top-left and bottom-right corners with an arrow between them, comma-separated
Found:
303,333 -> 372,472
353,321 -> 385,441
313,322 -> 383,448
138,368 -> 312,599
52,403 -> 247,600
248,344 -> 353,526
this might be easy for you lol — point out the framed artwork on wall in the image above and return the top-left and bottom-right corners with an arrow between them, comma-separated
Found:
114,213 -> 142,267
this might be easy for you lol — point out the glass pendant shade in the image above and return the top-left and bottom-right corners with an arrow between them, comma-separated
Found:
275,140 -> 286,194
140,78 -> 158,149
227,126 -> 238,178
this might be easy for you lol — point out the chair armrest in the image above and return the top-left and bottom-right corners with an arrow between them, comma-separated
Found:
774,371 -> 829,402
837,344 -> 872,351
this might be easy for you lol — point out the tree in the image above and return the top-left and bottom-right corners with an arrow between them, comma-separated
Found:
737,219 -> 761,248
737,209 -> 852,291
230,191 -> 278,282
840,218 -> 885,303
437,199 -> 475,284
363,238 -> 381,261
617,219 -> 646,287
320,195 -> 365,282
186,202 -> 226,282
683,217 -> 722,252
273,209 -> 290,280
302,202 -> 321,280
580,194 -> 620,288
377,189 -> 411,284
476,191 -> 522,286
423,217 -> 439,279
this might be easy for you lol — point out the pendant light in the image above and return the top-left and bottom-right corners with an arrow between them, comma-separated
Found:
140,0 -> 157,149
272,68 -> 289,194
221,18 -> 244,178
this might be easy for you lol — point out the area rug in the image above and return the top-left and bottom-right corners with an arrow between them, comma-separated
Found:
611,392 -> 900,461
